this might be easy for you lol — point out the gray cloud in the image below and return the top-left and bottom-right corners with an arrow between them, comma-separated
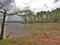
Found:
0,0 -> 60,13
0,0 -> 15,8
54,0 -> 59,3
0,0 -> 17,14
1,0 -> 11,6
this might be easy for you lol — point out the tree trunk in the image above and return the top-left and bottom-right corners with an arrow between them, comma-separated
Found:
0,11 -> 6,40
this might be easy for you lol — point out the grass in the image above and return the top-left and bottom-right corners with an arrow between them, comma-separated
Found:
0,23 -> 60,45
0,38 -> 37,45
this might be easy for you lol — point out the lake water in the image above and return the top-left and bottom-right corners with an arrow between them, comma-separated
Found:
0,22 -> 36,37
0,22 -> 59,38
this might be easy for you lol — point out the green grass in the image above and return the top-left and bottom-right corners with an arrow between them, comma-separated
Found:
0,38 -> 37,45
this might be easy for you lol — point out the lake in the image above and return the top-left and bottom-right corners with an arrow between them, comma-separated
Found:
0,22 -> 60,38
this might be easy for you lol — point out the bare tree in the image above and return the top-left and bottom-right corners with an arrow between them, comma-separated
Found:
0,2 -> 6,39
0,10 -> 6,40
0,2 -> 15,40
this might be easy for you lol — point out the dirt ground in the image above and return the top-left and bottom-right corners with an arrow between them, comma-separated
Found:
17,31 -> 60,45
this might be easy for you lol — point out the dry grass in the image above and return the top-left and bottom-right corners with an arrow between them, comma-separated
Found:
1,31 -> 60,45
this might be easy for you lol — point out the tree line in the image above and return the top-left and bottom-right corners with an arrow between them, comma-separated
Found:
20,8 -> 60,23
36,8 -> 60,22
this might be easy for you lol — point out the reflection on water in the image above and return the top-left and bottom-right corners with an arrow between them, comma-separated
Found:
0,22 -> 60,37
2,22 -> 40,37
4,22 -> 33,36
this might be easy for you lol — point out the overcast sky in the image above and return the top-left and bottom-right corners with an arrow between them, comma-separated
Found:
0,0 -> 60,13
